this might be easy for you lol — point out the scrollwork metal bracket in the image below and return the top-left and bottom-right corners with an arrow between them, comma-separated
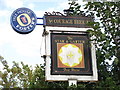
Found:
44,11 -> 65,16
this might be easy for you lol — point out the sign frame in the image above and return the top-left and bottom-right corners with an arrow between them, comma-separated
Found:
45,27 -> 98,82
51,33 -> 93,75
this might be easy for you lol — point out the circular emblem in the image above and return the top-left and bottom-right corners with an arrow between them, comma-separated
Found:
10,8 -> 37,34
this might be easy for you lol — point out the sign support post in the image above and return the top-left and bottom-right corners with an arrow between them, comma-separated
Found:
68,79 -> 77,86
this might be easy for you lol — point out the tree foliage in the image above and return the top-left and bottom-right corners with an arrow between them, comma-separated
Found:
67,1 -> 120,88
0,56 -> 68,88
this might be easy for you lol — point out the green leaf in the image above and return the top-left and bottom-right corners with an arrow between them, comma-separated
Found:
74,3 -> 78,6
0,71 -> 3,77
96,13 -> 100,17
114,58 -> 119,65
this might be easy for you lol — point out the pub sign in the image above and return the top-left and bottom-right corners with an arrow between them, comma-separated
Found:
45,15 -> 93,28
45,14 -> 98,82
51,33 -> 93,75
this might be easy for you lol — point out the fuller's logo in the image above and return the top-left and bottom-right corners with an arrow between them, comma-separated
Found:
10,8 -> 37,34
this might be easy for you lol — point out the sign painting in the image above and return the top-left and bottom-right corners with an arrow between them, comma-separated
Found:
51,33 -> 93,75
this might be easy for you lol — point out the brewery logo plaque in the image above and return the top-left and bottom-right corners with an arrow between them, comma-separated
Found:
10,8 -> 37,34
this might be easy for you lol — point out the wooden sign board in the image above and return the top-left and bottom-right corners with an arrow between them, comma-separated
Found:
44,16 -> 93,28
51,33 -> 93,75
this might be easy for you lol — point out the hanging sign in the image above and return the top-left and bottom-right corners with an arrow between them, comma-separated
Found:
45,15 -> 93,28
10,8 -> 37,34
51,33 -> 93,75
45,29 -> 98,81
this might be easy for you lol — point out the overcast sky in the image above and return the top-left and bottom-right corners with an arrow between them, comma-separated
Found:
0,0 -> 88,70
0,0 -> 72,69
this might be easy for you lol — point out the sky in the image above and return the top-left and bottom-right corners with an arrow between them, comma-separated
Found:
0,0 -> 88,70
